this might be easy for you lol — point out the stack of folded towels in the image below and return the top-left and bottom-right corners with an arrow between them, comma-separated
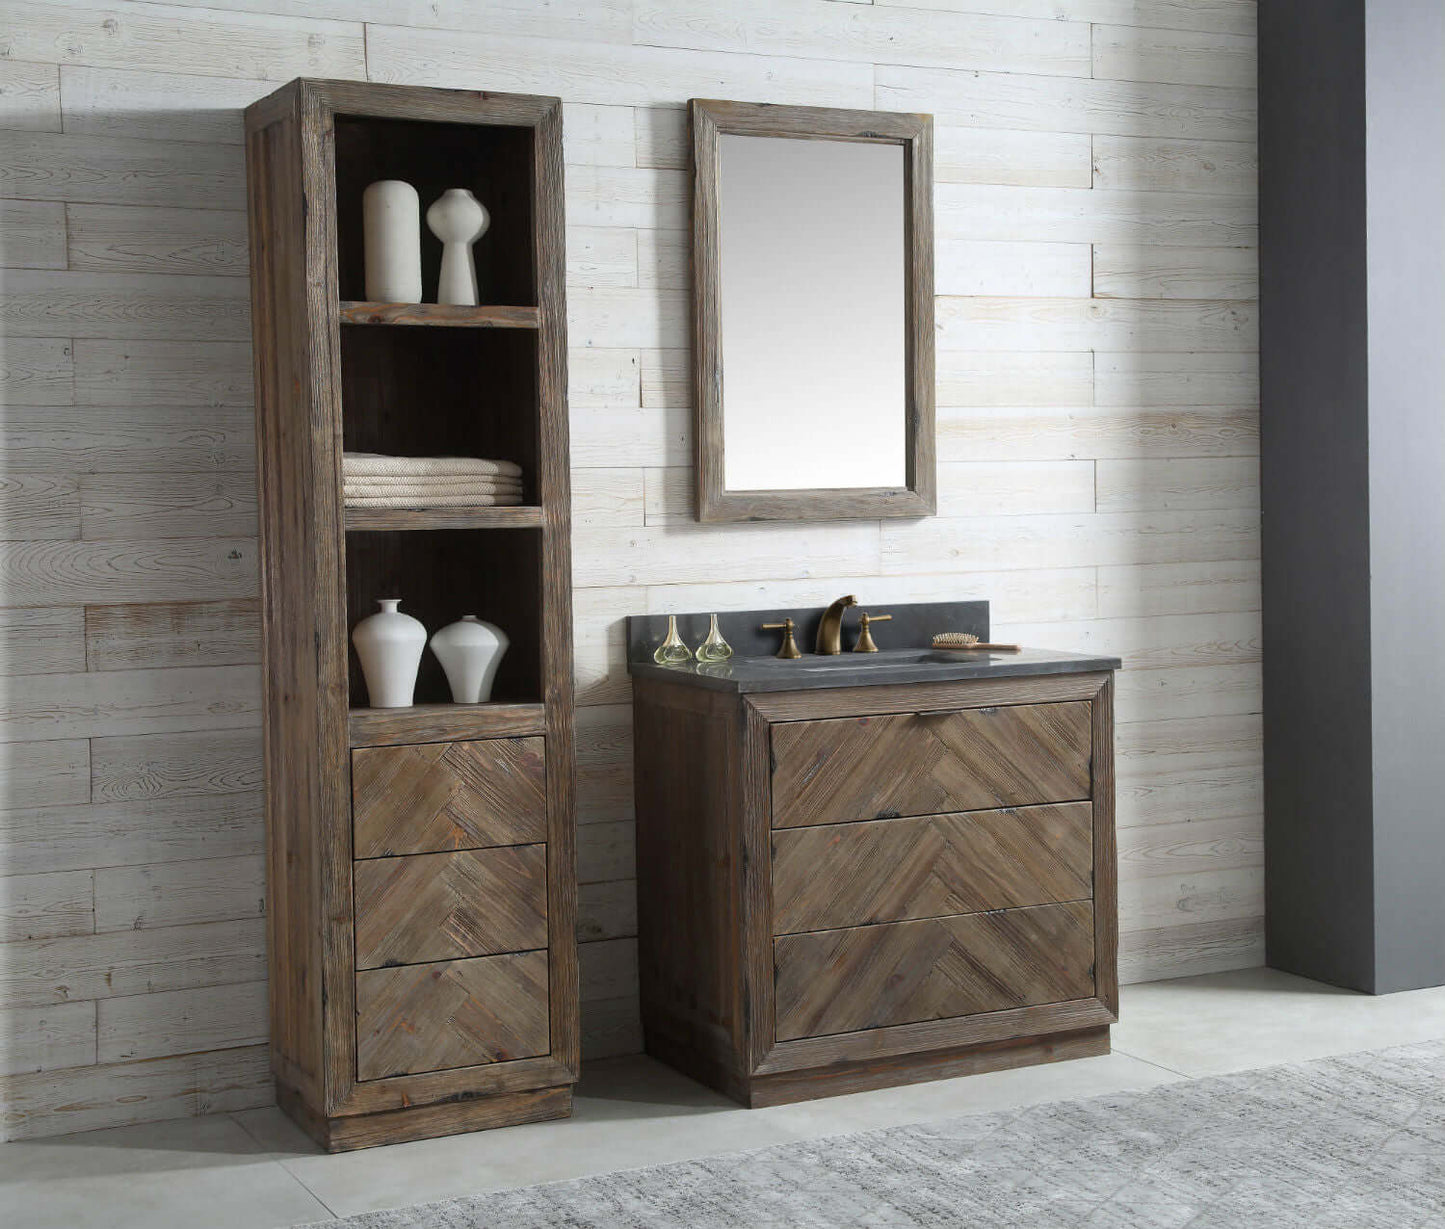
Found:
342,453 -> 525,508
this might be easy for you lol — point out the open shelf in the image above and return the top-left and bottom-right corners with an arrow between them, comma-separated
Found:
344,505 -> 543,532
350,702 -> 545,748
339,302 -> 539,329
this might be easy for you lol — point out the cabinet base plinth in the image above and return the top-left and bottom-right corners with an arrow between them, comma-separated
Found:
276,1080 -> 573,1152
647,1027 -> 1110,1109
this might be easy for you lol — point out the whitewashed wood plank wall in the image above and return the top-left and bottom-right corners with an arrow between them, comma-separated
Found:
0,0 -> 1261,1141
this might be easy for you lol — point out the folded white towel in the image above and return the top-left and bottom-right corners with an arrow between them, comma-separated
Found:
344,492 -> 524,508
344,479 -> 523,497
342,452 -> 523,479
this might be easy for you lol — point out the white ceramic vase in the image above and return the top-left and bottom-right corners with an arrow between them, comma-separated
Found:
426,188 -> 490,306
351,598 -> 426,708
362,180 -> 422,303
429,615 -> 508,704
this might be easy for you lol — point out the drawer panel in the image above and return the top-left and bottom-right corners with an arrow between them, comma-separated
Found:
356,951 -> 549,1080
772,802 -> 1092,935
773,900 -> 1094,1041
354,845 -> 548,970
352,736 -> 546,858
770,702 -> 1091,828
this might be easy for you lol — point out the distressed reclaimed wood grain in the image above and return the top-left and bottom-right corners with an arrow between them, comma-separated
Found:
577,877 -> 636,943
1119,914 -> 1263,982
0,537 -> 257,606
573,467 -> 645,526
84,599 -> 259,670
0,870 -> 94,942
96,979 -> 267,1063
1092,134 -> 1256,195
566,226 -> 638,288
937,349 -> 1093,407
0,738 -> 90,810
0,474 -> 79,542
1094,350 -> 1258,407
0,58 -> 60,130
936,125 -> 1092,187
1115,662 -> 1261,722
1,270 -> 249,341
871,0 -> 1257,36
0,337 -> 73,404
0,200 -> 66,269
939,405 -> 1257,462
937,295 -> 1257,353
72,340 -> 253,405
1092,24 -> 1256,89
1094,457 -> 1258,513
0,1000 -> 95,1076
1097,561 -> 1260,619
66,204 -> 249,276
79,472 -> 257,539
93,853 -> 265,932
1093,244 -> 1257,300
2,406 -> 254,474
937,239 -> 1092,297
0,606 -> 85,675
57,65 -> 266,145
90,727 -> 261,803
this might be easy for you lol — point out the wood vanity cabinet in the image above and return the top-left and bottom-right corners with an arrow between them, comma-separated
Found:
633,670 -> 1116,1106
244,80 -> 576,1150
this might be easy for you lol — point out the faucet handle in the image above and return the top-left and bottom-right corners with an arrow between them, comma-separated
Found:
853,612 -> 893,653
761,618 -> 803,659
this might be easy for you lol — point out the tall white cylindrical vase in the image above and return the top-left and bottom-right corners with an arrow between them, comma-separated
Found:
426,188 -> 490,306
429,616 -> 508,704
352,598 -> 427,708
362,180 -> 422,303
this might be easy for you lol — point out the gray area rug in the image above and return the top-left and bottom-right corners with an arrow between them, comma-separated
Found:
314,1041 -> 1445,1227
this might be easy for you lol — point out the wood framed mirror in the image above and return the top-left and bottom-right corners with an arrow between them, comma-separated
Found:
690,99 -> 935,523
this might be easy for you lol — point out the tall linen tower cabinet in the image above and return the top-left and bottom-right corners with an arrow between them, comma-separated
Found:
243,79 -> 577,1150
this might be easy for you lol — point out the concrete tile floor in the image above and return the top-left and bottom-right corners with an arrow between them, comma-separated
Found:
5,967 -> 1445,1228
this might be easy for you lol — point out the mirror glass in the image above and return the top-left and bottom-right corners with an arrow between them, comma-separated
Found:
717,134 -> 907,491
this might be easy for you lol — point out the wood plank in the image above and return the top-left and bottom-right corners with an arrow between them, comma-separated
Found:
2,406 -> 254,473
937,239 -> 1092,297
774,901 -> 1095,1040
0,537 -> 257,605
337,301 -> 539,328
0,1000 -> 95,1076
72,340 -> 253,405
0,474 -> 80,541
0,58 -> 59,130
937,460 -> 1096,516
567,226 -> 638,289
562,101 -> 637,168
771,702 -> 1093,828
0,200 -> 66,269
1097,558 -> 1259,620
638,348 -> 687,408
570,286 -> 689,349
578,935 -> 637,1003
84,599 -> 259,670
568,347 -> 641,407
998,611 -> 1260,672
57,65 -> 267,145
1,270 -> 249,341
351,737 -> 547,857
0,792 -> 262,877
93,853 -> 265,932
0,1042 -> 268,1140
0,3 -> 366,79
97,980 -> 267,1064
937,349 -> 1093,407
0,606 -> 86,675
66,204 -> 249,276
90,728 -> 262,803
1095,457 -> 1258,513
939,405 -> 1257,462
1117,815 -> 1262,879
1119,866 -> 1263,933
571,404 -> 689,469
0,869 -> 93,941
636,229 -> 686,290
356,951 -> 549,1080
1093,245 -> 1257,300
937,296 -> 1257,353
565,164 -> 686,230
354,845 -> 548,969
1114,663 -> 1261,722
1092,24 -> 1256,89
580,995 -> 642,1060
1094,350 -> 1258,407
773,803 -> 1093,934
577,818 -> 636,885
630,0 -> 1091,77
577,877 -> 636,943
871,0 -> 1257,35
876,64 -> 1256,143
366,26 -> 876,109
936,125 -> 1092,187
0,129 -> 247,208
0,337 -> 73,404
1117,761 -> 1261,830
573,468 -> 645,527
79,472 -> 257,539
0,739 -> 90,810
1119,915 -> 1263,983
0,917 -> 265,1008
575,702 -> 634,825
1092,135 -> 1257,195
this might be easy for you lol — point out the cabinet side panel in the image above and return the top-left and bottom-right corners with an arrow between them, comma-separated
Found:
1091,676 -> 1118,1015
635,680 -> 745,1084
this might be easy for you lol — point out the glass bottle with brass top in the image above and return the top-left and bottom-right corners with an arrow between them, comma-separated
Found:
653,615 -> 692,665
695,613 -> 733,663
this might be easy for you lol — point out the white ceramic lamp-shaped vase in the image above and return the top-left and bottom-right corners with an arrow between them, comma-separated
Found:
362,180 -> 423,303
427,188 -> 490,306
351,599 -> 427,708
430,616 -> 508,704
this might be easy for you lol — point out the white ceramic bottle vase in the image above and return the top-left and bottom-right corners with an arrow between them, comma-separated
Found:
351,599 -> 427,708
362,180 -> 423,303
426,188 -> 490,306
429,615 -> 508,704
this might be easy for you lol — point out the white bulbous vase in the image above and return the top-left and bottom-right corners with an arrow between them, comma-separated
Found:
351,598 -> 426,708
426,188 -> 490,306
429,615 -> 508,704
362,180 -> 422,303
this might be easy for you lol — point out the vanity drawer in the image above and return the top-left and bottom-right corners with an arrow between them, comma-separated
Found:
769,702 -> 1091,828
356,951 -> 549,1080
773,900 -> 1095,1042
354,845 -> 548,970
352,736 -> 546,858
771,802 -> 1092,935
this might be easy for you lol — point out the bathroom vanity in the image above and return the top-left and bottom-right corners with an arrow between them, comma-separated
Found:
628,603 -> 1119,1106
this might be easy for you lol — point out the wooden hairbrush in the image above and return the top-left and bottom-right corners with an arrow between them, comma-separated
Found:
932,632 -> 1021,652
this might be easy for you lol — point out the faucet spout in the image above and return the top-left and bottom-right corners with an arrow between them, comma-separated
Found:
816,595 -> 858,655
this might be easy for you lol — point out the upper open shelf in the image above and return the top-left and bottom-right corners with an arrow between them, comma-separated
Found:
339,302 -> 539,329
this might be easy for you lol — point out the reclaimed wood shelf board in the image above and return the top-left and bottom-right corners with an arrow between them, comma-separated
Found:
349,702 -> 547,748
339,302 -> 540,328
343,505 -> 544,531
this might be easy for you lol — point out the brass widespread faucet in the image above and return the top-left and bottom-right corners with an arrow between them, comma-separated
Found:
815,595 -> 858,655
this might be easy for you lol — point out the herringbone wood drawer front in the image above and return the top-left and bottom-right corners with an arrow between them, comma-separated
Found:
354,845 -> 548,970
770,702 -> 1092,828
355,951 -> 550,1080
771,802 -> 1093,935
773,900 -> 1095,1041
352,737 -> 546,858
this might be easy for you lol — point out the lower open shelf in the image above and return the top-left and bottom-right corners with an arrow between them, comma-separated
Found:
349,703 -> 546,748
344,506 -> 543,532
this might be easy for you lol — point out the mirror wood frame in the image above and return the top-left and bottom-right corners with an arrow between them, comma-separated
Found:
690,98 -> 936,524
